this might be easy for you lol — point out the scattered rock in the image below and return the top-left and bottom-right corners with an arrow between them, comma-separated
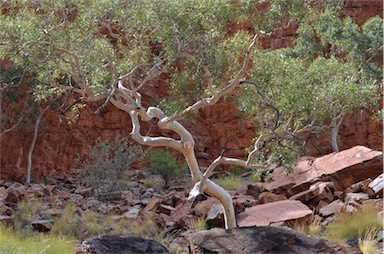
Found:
346,192 -> 369,203
32,219 -> 53,232
190,226 -> 362,254
264,146 -> 383,195
0,215 -> 14,227
0,187 -> 8,200
0,201 -> 14,216
289,182 -> 334,211
258,192 -> 287,204
158,204 -> 176,216
237,200 -> 312,227
122,205 -> 141,219
319,200 -> 344,217
369,173 -> 383,196
206,204 -> 224,228
6,182 -> 27,203
81,235 -> 170,254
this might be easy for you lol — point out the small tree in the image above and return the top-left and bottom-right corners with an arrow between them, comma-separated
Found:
0,0 -> 381,228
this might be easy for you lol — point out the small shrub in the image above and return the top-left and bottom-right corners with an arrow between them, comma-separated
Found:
14,200 -> 42,233
228,167 -> 243,176
79,137 -> 145,201
143,180 -> 155,188
326,204 -> 383,242
83,211 -> 113,237
148,149 -> 188,185
187,217 -> 206,232
214,175 -> 246,190
0,224 -> 76,254
50,203 -> 80,238
288,216 -> 322,236
358,227 -> 382,254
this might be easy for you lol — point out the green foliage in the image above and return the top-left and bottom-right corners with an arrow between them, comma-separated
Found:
326,204 -> 383,242
358,227 -> 382,254
13,200 -> 42,233
148,149 -> 188,185
79,137 -> 145,201
0,0 -> 381,172
288,215 -> 322,236
0,224 -> 76,254
50,203 -> 80,238
187,217 -> 207,232
214,175 -> 246,190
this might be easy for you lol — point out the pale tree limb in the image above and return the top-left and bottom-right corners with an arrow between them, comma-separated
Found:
26,105 -> 49,186
167,34 -> 259,123
0,114 -> 25,138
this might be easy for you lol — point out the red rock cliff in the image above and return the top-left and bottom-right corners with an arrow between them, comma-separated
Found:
1,0 -> 382,181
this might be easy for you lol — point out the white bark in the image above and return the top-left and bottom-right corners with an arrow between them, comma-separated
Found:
26,106 -> 49,185
51,34 -> 261,229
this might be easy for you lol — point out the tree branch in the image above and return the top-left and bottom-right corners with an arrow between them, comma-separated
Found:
167,34 -> 259,123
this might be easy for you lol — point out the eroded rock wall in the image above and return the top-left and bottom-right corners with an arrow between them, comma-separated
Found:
1,1 -> 382,181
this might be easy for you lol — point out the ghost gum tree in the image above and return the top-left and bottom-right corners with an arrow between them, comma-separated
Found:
0,0 -> 382,228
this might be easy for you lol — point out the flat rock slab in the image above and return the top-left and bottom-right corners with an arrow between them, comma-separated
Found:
81,235 -> 170,254
264,146 -> 383,195
190,226 -> 362,254
237,200 -> 312,227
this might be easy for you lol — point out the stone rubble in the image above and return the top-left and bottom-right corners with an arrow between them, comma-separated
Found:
0,145 -> 382,253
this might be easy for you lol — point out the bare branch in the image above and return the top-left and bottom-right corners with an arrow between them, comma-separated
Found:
168,34 -> 259,122
0,114 -> 25,138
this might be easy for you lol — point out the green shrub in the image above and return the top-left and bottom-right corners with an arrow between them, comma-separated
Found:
50,203 -> 80,238
148,149 -> 188,185
79,137 -> 145,201
214,175 -> 246,190
0,224 -> 76,254
82,211 -> 113,237
358,226 -> 382,254
326,204 -> 383,242
14,200 -> 42,233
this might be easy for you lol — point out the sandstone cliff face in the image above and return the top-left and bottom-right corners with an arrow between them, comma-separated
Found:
1,1 -> 382,181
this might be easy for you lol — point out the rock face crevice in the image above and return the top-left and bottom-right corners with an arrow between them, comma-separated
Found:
1,1 -> 382,181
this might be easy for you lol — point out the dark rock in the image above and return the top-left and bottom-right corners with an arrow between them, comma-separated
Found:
0,215 -> 14,227
206,204 -> 224,228
289,182 -> 334,211
6,182 -> 27,203
32,219 -> 53,232
190,226 -> 362,254
81,235 -> 170,254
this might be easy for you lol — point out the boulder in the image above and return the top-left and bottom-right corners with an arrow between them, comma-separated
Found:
122,205 -> 141,219
0,215 -> 14,227
81,235 -> 170,254
206,204 -> 224,228
5,182 -> 27,203
369,173 -> 383,196
237,200 -> 312,227
32,219 -> 53,232
258,192 -> 287,204
264,146 -> 383,196
190,226 -> 362,254
319,200 -> 344,217
289,182 -> 334,211
0,187 -> 8,201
